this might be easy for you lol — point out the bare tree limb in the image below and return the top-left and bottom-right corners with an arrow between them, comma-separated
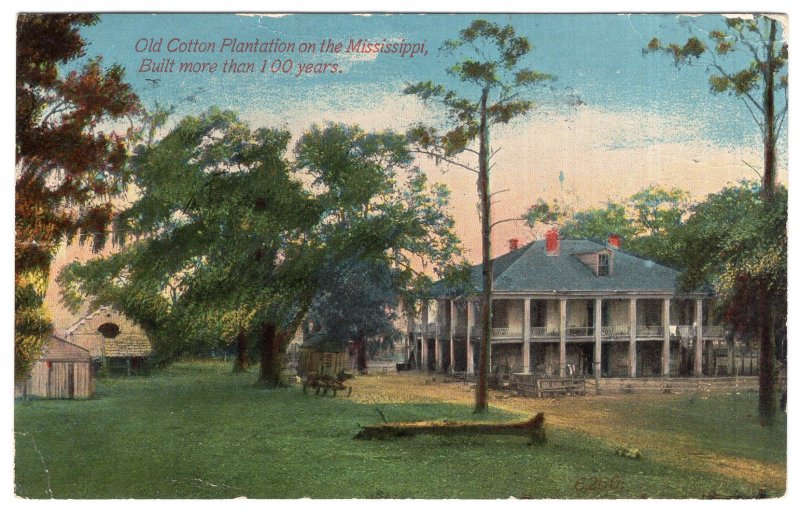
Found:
489,217 -> 525,229
741,159 -> 763,179
412,149 -> 479,174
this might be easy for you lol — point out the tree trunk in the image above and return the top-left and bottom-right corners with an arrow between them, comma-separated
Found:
758,18 -> 777,425
762,18 -> 777,203
355,413 -> 546,445
232,329 -> 249,373
758,281 -> 775,425
475,86 -> 492,414
258,321 -> 285,387
355,337 -> 368,374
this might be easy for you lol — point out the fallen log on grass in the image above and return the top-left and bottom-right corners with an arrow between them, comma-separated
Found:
354,412 -> 546,445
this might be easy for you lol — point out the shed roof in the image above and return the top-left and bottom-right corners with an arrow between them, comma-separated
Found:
42,335 -> 91,361
432,239 -> 697,297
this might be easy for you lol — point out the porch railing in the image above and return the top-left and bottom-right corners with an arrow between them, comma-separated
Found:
425,322 -> 728,340
566,326 -> 594,337
672,325 -> 728,339
493,327 -> 523,338
468,327 -> 524,338
703,325 -> 727,338
602,325 -> 630,336
531,326 -> 560,337
636,325 -> 663,337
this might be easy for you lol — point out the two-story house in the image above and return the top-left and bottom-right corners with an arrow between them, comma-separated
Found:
409,230 -> 746,379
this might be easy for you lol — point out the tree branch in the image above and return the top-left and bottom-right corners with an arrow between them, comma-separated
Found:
741,97 -> 766,134
710,62 -> 765,114
489,217 -> 525,229
741,159 -> 763,179
776,97 -> 788,139
412,148 -> 479,174
731,23 -> 765,68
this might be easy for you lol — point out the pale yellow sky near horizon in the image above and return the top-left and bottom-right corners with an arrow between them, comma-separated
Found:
43,101 -> 786,334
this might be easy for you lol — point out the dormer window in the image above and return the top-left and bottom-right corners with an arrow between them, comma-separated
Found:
574,247 -> 614,276
598,253 -> 610,276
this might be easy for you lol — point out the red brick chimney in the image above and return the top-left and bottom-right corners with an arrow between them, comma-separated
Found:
508,238 -> 520,251
545,228 -> 560,256
608,233 -> 621,250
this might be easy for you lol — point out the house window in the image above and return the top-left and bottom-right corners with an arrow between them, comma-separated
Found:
598,253 -> 610,276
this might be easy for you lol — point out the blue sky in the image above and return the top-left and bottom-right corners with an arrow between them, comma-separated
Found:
82,13 -> 785,150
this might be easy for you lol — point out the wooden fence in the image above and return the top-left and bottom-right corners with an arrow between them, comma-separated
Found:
298,349 -> 350,377
510,375 -> 587,398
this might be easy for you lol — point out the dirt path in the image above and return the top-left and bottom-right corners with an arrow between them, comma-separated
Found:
348,372 -> 785,491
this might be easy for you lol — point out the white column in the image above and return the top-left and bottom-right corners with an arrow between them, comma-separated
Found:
559,299 -> 567,378
466,301 -> 474,374
662,299 -> 671,376
594,299 -> 602,379
694,299 -> 704,376
523,298 -> 531,374
449,300 -> 456,373
629,298 -> 637,378
433,301 -> 441,371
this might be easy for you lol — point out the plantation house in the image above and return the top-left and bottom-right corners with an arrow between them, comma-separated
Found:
407,231 -> 756,379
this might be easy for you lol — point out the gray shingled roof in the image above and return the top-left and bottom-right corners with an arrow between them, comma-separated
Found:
433,239 -> 690,297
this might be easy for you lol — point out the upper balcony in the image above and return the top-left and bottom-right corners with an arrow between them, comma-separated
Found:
458,324 -> 727,342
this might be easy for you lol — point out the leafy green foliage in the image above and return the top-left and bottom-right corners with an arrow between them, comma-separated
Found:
62,116 -> 463,373
295,123 -> 464,311
645,16 -> 787,101
60,108 -> 316,365
307,257 -> 400,357
678,182 -> 786,352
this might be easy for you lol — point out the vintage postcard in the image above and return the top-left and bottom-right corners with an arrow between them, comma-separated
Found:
12,9 -> 789,501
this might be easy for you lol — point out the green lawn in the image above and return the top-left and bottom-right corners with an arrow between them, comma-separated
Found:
14,361 -> 785,499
